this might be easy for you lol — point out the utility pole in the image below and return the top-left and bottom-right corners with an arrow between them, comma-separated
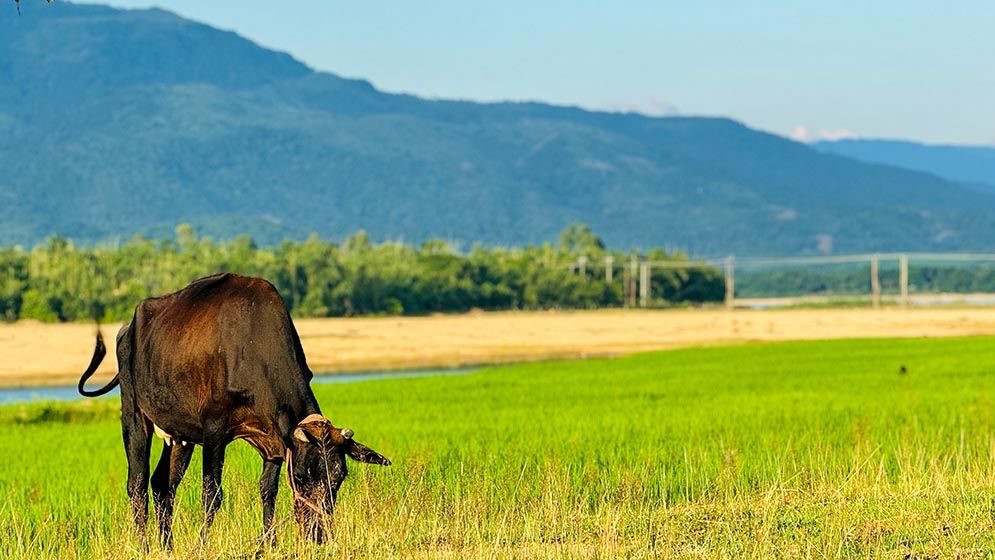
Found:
724,256 -> 735,309
639,261 -> 650,308
899,254 -> 909,307
605,255 -> 613,283
578,255 -> 587,277
623,262 -> 631,308
870,254 -> 881,308
629,255 -> 638,308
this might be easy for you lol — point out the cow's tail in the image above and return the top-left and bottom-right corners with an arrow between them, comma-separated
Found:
77,330 -> 118,397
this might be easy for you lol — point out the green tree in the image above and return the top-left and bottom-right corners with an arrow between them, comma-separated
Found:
0,223 -> 724,321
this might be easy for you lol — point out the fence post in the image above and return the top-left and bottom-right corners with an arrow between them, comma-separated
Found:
605,255 -> 613,283
724,256 -> 735,309
899,254 -> 909,307
870,254 -> 881,308
639,261 -> 650,308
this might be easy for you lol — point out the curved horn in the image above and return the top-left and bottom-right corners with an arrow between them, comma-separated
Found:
293,414 -> 329,444
299,413 -> 327,425
341,428 -> 354,440
293,427 -> 310,443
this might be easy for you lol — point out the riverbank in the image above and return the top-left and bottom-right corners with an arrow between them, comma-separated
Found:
3,307 -> 995,388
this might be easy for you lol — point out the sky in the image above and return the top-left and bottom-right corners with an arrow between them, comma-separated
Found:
99,0 -> 995,146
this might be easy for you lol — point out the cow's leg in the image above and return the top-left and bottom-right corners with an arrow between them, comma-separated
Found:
122,411 -> 153,544
258,459 -> 282,546
199,434 -> 227,543
151,442 -> 194,549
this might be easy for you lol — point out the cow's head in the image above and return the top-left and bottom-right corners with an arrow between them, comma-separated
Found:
288,414 -> 390,542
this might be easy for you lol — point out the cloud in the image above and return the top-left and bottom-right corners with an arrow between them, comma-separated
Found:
594,95 -> 679,117
790,125 -> 859,143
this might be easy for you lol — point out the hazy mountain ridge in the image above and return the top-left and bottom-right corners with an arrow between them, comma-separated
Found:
814,139 -> 995,195
2,2 -> 995,255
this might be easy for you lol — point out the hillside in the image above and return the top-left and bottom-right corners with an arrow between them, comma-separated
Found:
814,139 -> 995,196
3,3 -> 995,255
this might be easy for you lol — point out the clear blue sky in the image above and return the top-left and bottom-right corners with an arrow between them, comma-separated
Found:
101,0 -> 995,145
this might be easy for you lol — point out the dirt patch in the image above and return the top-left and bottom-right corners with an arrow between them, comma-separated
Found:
4,307 -> 995,388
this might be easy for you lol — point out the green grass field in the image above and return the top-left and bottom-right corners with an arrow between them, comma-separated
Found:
2,337 -> 995,559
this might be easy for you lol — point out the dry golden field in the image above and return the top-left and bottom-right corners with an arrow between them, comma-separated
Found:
4,307 -> 995,388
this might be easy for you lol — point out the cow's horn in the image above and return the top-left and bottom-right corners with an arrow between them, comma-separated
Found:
341,428 -> 354,440
293,427 -> 309,443
300,413 -> 326,425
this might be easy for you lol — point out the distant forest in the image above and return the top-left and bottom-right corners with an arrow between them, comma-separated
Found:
736,264 -> 995,299
0,224 -> 724,323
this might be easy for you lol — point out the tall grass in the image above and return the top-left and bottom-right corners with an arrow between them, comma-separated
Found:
2,337 -> 995,558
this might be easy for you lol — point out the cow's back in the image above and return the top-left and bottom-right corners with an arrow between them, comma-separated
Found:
130,273 -> 314,444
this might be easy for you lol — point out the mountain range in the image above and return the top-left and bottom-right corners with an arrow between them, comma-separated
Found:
813,139 -> 995,196
2,2 -> 995,255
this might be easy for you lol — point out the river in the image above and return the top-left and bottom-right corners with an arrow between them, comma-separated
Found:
0,368 -> 475,405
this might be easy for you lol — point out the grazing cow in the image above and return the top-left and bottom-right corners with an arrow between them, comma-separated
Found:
77,273 -> 390,548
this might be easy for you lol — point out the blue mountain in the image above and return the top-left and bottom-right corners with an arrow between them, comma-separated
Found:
814,139 -> 995,196
3,2 -> 995,255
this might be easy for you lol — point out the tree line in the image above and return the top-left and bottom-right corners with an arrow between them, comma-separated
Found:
0,224 -> 724,323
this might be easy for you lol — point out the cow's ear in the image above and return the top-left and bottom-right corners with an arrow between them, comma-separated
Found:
346,440 -> 391,466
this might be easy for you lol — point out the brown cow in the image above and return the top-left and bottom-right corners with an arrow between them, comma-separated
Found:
77,273 -> 390,548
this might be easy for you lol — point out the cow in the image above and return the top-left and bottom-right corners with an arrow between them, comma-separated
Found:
76,273 -> 390,548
